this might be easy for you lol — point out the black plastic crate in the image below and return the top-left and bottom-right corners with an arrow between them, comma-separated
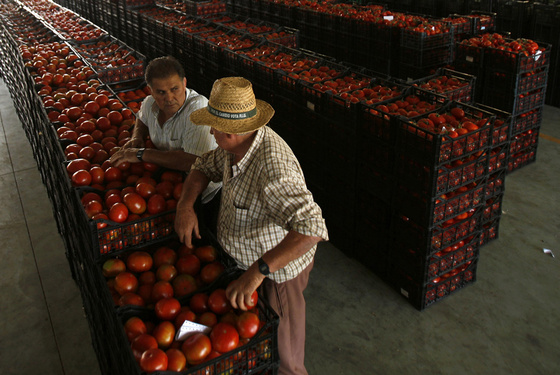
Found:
395,100 -> 494,166
507,144 -> 538,173
530,3 -> 560,45
511,105 -> 543,136
482,86 -> 546,114
400,26 -> 453,50
472,103 -> 511,147
400,45 -> 453,69
225,41 -> 281,81
487,144 -> 509,174
392,205 -> 484,257
469,10 -> 496,33
479,216 -> 500,246
485,168 -> 506,200
391,232 -> 480,286
389,255 -> 478,311
455,40 -> 485,69
482,190 -> 504,223
495,0 -> 531,38
485,40 -> 551,75
114,274 -> 279,375
483,66 -> 549,95
509,126 -> 540,155
408,67 -> 476,103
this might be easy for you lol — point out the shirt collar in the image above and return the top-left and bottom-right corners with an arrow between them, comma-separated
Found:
231,126 -> 266,176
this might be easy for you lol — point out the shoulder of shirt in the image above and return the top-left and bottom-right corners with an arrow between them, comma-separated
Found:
186,89 -> 208,107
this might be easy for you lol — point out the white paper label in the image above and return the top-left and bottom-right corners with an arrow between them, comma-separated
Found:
466,56 -> 474,63
175,320 -> 212,341
307,101 -> 315,111
383,15 -> 394,21
534,50 -> 542,61
400,288 -> 409,298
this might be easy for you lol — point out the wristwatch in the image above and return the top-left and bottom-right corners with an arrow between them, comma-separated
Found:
136,148 -> 145,161
257,257 -> 270,276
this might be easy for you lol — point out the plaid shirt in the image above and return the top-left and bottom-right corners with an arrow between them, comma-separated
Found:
193,126 -> 329,282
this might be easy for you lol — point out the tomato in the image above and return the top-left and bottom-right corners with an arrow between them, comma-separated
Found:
189,292 -> 209,314
156,264 -> 178,282
148,194 -> 167,215
174,307 -> 196,330
107,110 -> 123,125
105,193 -> 122,208
166,348 -> 187,372
124,316 -> 147,342
156,181 -> 174,200
123,192 -> 147,215
140,348 -> 168,372
102,258 -> 126,277
139,271 -> 156,285
114,272 -> 138,295
208,289 -> 232,315
143,161 -> 159,172
175,254 -> 201,276
72,169 -> 92,186
181,333 -> 212,365
118,292 -> 145,307
104,166 -> 123,182
195,245 -> 218,263
198,311 -> 218,328
109,202 -> 128,223
84,200 -> 103,218
132,334 -> 158,362
127,251 -> 153,273
210,322 -> 239,353
152,321 -> 176,349
200,261 -> 226,284
136,182 -> 156,199
450,107 -> 465,119
236,311 -> 260,339
89,166 -> 104,184
151,280 -> 174,301
155,297 -> 181,321
172,274 -> 198,298
67,158 -> 91,174
153,246 -> 177,268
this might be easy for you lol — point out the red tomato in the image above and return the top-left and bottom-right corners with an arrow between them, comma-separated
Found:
78,146 -> 95,160
131,334 -> 158,362
166,348 -> 187,372
195,245 -> 218,263
114,272 -> 138,295
127,251 -> 153,273
155,181 -> 174,200
189,293 -> 209,314
181,333 -> 212,365
136,182 -> 156,199
124,316 -> 147,342
104,166 -> 123,182
155,297 -> 181,321
175,254 -> 201,276
208,289 -> 232,315
72,169 -> 92,186
67,158 -> 91,174
200,262 -> 225,284
107,110 -> 123,125
156,264 -> 178,282
210,322 -> 239,353
172,274 -> 198,298
89,166 -> 104,184
148,194 -> 167,215
84,200 -> 103,218
140,348 -> 168,372
236,311 -> 260,339
123,192 -> 147,215
198,311 -> 218,328
102,258 -> 126,278
174,307 -> 196,330
153,246 -> 178,268
105,193 -> 122,209
152,321 -> 176,349
118,292 -> 145,307
108,202 -> 128,223
151,280 -> 174,301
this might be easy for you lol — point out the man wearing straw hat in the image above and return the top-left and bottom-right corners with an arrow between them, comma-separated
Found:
175,76 -> 328,374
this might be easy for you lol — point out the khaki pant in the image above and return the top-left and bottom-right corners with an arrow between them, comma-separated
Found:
262,260 -> 314,375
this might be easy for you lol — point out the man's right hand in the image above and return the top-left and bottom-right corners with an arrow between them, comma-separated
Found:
174,205 -> 201,248
123,137 -> 144,149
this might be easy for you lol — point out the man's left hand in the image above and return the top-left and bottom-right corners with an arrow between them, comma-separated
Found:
109,147 -> 141,166
226,264 -> 265,311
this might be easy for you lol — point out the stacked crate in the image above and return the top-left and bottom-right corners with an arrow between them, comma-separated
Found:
480,39 -> 551,173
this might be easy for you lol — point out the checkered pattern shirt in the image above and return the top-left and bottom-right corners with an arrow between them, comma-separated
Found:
193,126 -> 329,282
138,88 -> 220,202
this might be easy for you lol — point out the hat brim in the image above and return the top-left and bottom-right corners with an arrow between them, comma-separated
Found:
190,99 -> 275,134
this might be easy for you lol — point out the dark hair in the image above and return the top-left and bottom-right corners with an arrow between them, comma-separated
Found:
145,56 -> 185,84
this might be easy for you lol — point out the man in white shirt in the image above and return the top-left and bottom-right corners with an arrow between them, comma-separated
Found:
110,56 -> 220,203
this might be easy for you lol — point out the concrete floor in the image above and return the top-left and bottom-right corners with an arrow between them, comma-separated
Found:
0,76 -> 558,375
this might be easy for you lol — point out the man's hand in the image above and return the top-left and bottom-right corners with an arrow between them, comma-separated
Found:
226,264 -> 265,311
123,137 -> 144,149
109,147 -> 141,166
174,205 -> 201,248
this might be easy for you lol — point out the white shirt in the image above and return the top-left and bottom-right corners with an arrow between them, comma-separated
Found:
138,88 -> 220,203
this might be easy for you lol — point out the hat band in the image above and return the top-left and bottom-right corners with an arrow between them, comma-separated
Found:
208,105 -> 257,120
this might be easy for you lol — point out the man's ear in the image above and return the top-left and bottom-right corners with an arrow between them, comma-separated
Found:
183,77 -> 187,88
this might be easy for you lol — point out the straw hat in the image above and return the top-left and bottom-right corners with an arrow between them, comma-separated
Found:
190,77 -> 274,134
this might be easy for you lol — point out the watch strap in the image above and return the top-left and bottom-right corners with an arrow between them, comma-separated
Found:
257,257 -> 270,276
136,148 -> 145,161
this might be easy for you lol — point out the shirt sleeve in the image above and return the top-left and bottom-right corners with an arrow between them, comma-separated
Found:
263,161 -> 329,241
181,95 -> 218,157
192,147 -> 227,183
137,95 -> 154,126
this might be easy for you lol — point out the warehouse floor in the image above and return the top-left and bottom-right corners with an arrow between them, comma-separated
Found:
0,77 -> 559,375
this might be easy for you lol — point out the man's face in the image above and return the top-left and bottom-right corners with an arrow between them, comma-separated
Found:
148,74 -> 187,117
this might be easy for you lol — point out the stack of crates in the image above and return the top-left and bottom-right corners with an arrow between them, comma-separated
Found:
530,1 -> 560,107
480,39 -> 551,173
495,0 -> 531,39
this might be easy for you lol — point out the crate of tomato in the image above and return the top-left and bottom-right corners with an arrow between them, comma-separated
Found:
114,269 -> 279,374
223,41 -> 281,82
407,68 -> 476,104
395,100 -> 495,166
484,38 -> 551,75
